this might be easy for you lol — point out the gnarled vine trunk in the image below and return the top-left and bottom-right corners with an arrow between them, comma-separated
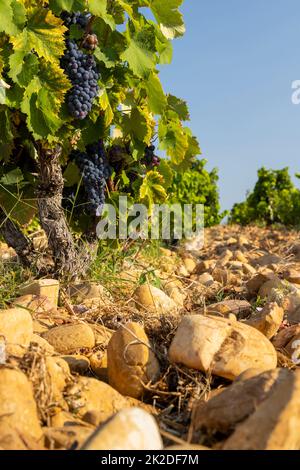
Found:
0,207 -> 36,267
37,144 -> 82,278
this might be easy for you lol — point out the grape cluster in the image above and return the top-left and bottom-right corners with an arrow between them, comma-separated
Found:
61,11 -> 92,28
142,145 -> 160,168
73,141 -> 111,215
61,39 -> 100,120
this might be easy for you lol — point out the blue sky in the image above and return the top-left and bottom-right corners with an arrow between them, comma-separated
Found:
158,0 -> 300,211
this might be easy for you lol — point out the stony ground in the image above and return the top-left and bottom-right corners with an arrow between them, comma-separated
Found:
1,225 -> 300,450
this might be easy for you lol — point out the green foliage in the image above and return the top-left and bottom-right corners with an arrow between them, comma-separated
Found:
0,259 -> 31,308
169,159 -> 226,227
0,0 -> 203,232
230,167 -> 300,227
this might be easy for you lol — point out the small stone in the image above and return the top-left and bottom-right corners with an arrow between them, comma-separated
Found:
44,425 -> 94,450
218,249 -> 233,266
246,273 -> 275,296
31,333 -> 55,354
177,264 -> 189,277
168,288 -> 185,307
272,324 -> 300,349
13,294 -> 57,314
68,282 -> 112,308
228,261 -> 244,271
159,247 -> 173,257
134,284 -> 177,314
283,268 -> 300,285
108,322 -> 160,399
19,279 -> 59,307
252,254 -> 282,267
287,305 -> 300,325
62,355 -> 90,374
45,356 -> 71,401
0,307 -> 33,355
201,299 -> 252,319
169,315 -> 277,380
65,377 -> 129,418
163,280 -> 186,307
284,333 -> 300,360
235,250 -> 248,263
245,302 -> 284,339
242,263 -> 257,275
238,235 -> 250,246
211,268 -> 231,285
198,273 -> 214,286
226,237 -> 238,245
258,278 -> 284,299
89,351 -> 108,382
81,408 -> 163,450
0,368 -> 43,444
183,257 -> 197,274
195,260 -> 216,274
42,323 -> 95,354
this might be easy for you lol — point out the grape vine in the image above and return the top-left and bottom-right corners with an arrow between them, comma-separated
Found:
0,0 -> 204,276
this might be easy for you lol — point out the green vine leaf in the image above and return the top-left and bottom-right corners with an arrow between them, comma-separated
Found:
140,170 -> 167,207
158,159 -> 173,189
0,0 -> 20,36
150,0 -> 185,40
49,0 -> 86,14
144,72 -> 167,115
167,94 -> 190,121
9,52 -> 39,87
88,0 -> 115,29
21,60 -> 71,139
158,118 -> 189,164
10,8 -> 67,63
121,27 -> 155,78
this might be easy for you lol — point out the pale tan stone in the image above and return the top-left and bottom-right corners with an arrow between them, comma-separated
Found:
81,408 -> 163,450
65,377 -> 129,418
134,284 -> 177,314
0,307 -> 32,355
89,350 -> 108,382
169,315 -> 277,380
13,294 -> 57,314
42,323 -> 95,354
245,302 -> 284,339
108,322 -> 160,398
31,333 -> 55,354
0,368 -> 43,442
183,257 -> 197,274
19,279 -> 59,307
45,356 -> 71,401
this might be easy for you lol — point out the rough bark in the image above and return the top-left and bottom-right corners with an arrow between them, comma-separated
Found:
0,208 -> 36,267
37,144 -> 84,278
